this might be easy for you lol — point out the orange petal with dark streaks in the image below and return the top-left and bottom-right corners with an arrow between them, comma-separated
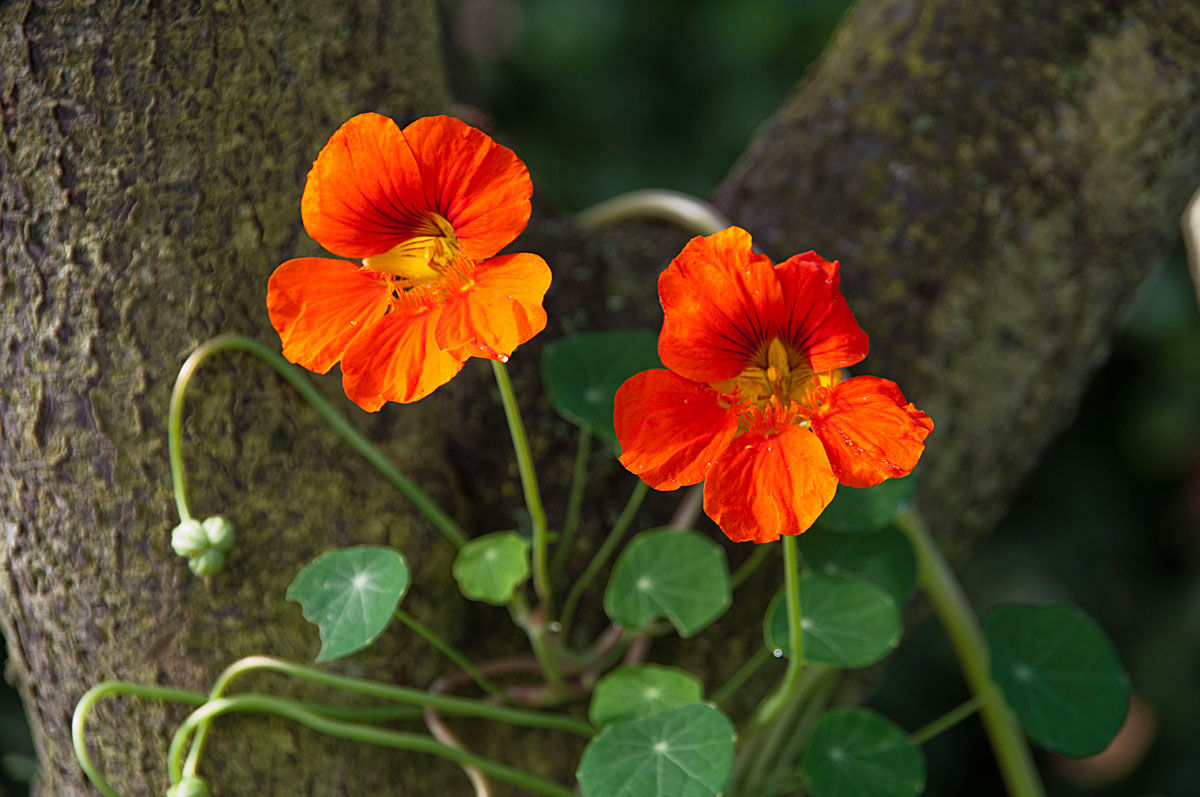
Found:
703,421 -> 838,544
614,369 -> 740,490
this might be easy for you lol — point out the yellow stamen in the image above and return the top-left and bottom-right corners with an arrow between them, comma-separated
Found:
363,213 -> 460,283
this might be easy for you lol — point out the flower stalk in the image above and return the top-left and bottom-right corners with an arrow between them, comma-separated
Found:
896,507 -> 1044,797
491,360 -> 553,612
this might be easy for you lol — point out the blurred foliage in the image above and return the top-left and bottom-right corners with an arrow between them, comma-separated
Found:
444,0 -> 851,209
872,252 -> 1200,796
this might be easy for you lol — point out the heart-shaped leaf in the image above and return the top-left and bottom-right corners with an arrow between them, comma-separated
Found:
764,572 -> 901,668
287,546 -> 409,662
802,708 -> 926,797
604,528 -> 731,638
589,664 -> 704,726
577,702 -> 736,797
542,329 -> 662,443
452,531 -> 530,605
984,603 -> 1130,757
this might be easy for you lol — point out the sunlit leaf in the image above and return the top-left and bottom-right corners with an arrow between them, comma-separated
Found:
764,572 -> 901,667
542,329 -> 662,442
589,664 -> 704,726
577,702 -> 736,797
604,528 -> 731,638
452,531 -> 530,606
817,474 -> 917,534
799,525 -> 917,605
984,603 -> 1130,757
287,546 -> 409,662
802,709 -> 925,797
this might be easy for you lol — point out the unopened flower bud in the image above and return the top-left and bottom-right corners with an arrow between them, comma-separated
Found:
202,515 -> 235,552
171,520 -> 208,558
188,549 -> 225,578
167,776 -> 211,797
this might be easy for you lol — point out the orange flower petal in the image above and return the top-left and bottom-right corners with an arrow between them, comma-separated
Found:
809,376 -> 933,488
402,116 -> 532,261
300,113 -> 428,259
658,227 -> 785,384
435,253 -> 551,361
267,257 -> 393,374
614,370 -> 740,490
703,422 -> 838,544
340,307 -> 466,409
775,251 -> 869,372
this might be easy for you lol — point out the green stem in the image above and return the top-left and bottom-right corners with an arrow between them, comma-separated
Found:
182,656 -> 589,780
169,334 -> 467,547
711,647 -> 773,709
732,666 -> 835,797
394,608 -> 502,697
551,428 -> 592,577
909,693 -> 987,746
491,360 -> 551,612
559,479 -> 649,637
750,536 -> 805,728
896,507 -> 1044,797
168,694 -> 574,797
72,681 -> 208,797
730,543 -> 774,590
508,592 -> 564,688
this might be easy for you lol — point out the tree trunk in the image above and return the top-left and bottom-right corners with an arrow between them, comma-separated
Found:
1,0 -> 1196,795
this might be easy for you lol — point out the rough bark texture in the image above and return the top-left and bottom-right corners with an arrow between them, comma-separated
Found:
0,1 -> 460,794
714,0 -> 1200,561
0,0 -> 1197,795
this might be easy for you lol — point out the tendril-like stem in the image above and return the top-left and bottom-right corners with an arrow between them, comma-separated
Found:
73,681 -> 208,797
180,656 -> 590,781
169,334 -> 467,547
169,694 -> 575,797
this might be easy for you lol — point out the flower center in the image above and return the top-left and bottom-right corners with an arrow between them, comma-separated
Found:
717,337 -> 815,409
362,213 -> 461,283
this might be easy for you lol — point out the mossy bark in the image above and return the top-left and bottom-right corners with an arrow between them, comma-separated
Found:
1,0 -> 1198,796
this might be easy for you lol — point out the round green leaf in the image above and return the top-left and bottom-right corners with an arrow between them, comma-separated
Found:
817,475 -> 917,534
801,709 -> 926,797
764,572 -> 902,667
984,603 -> 1130,757
604,528 -> 731,638
287,546 -> 409,662
542,329 -> 661,442
589,664 -> 704,726
799,525 -> 917,605
452,532 -> 530,605
577,702 -> 736,797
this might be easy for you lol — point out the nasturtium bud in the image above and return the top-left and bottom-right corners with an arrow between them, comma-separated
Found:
167,776 -> 211,797
188,549 -> 225,578
202,515 -> 235,552
170,519 -> 207,558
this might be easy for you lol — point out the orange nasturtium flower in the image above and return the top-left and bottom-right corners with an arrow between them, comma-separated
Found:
267,113 -> 551,410
614,227 -> 932,544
